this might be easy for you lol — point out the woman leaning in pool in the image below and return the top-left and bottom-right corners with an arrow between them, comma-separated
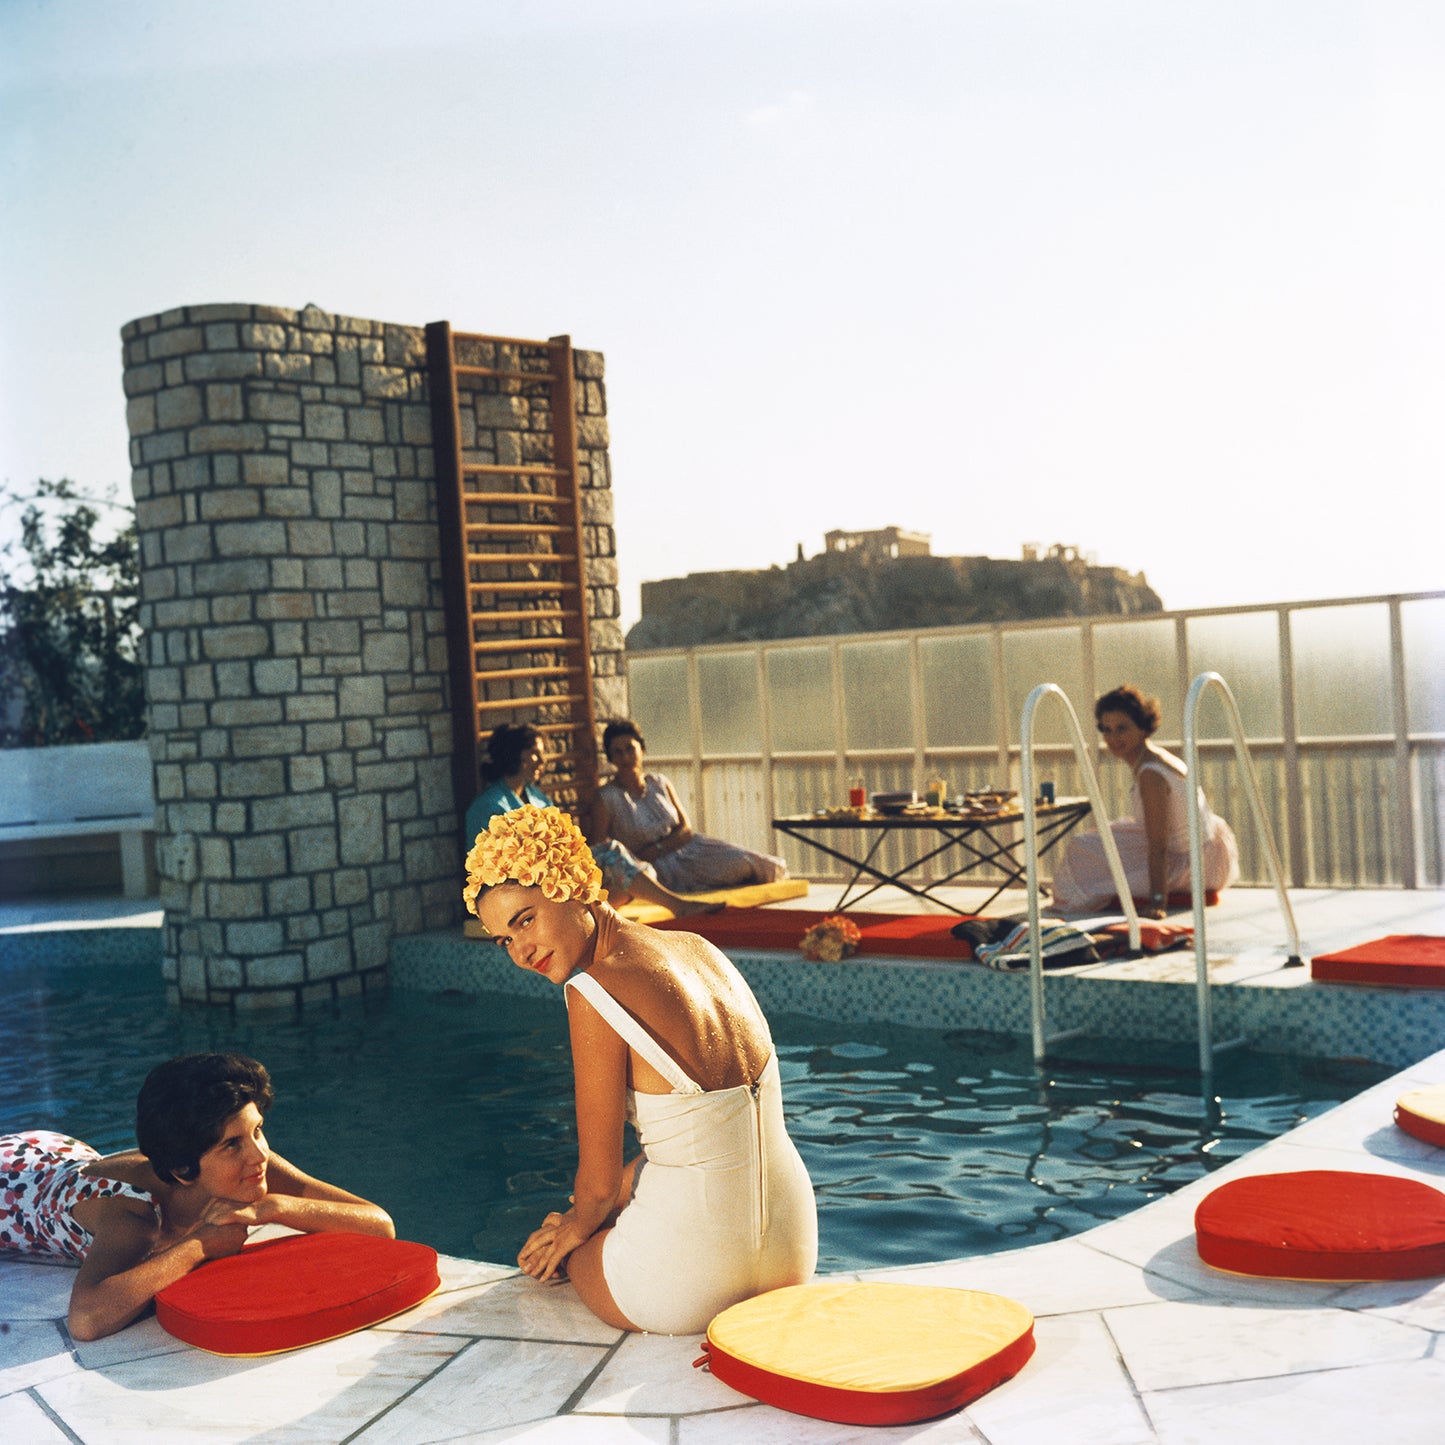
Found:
0,1053 -> 393,1340
467,805 -> 817,1335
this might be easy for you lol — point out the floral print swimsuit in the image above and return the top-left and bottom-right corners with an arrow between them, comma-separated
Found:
0,1131 -> 159,1262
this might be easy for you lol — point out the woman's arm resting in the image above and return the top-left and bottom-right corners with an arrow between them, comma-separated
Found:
518,992 -> 628,1283
1137,769 -> 1172,918
255,1155 -> 395,1237
67,1196 -> 242,1341
654,777 -> 695,857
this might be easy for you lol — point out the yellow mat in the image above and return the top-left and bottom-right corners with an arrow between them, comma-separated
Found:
462,878 -> 809,938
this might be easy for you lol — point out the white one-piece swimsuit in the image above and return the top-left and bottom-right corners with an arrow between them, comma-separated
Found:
564,971 -> 818,1335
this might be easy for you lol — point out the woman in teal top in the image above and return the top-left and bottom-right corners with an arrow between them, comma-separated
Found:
464,725 -> 555,843
465,724 -> 715,918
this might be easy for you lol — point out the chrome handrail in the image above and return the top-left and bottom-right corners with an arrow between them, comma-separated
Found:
1021,683 -> 1140,1063
1184,671 -> 1302,1075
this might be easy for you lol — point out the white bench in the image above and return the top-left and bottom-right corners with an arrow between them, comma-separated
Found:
0,740 -> 156,897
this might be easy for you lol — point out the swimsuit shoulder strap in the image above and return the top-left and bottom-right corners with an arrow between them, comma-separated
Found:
565,972 -> 702,1094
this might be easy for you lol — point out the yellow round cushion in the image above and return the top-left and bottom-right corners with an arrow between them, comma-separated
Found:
1396,1085 -> 1445,1148
703,1282 -> 1035,1425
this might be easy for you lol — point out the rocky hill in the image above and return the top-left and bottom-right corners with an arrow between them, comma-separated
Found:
626,548 -> 1162,649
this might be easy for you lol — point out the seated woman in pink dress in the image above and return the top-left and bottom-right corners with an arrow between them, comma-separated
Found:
589,720 -> 787,895
1050,685 -> 1240,920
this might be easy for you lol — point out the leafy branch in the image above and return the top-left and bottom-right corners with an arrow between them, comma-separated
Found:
0,478 -> 145,747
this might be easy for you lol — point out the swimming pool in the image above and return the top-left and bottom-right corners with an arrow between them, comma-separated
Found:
0,953 -> 1390,1272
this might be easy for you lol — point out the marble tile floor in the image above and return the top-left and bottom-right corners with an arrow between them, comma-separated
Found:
3,886 -> 1443,1441
3,1049 -> 1443,1441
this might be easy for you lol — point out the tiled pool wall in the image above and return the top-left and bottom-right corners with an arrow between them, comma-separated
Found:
391,930 -> 1445,1069
6,923 -> 1439,1068
0,926 -> 162,971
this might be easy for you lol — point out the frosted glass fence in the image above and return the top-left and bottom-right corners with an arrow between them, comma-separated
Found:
626,592 -> 1445,892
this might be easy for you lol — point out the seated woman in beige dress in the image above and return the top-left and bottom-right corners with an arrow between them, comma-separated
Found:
589,720 -> 787,895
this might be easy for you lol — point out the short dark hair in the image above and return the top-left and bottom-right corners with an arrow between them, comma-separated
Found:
136,1054 -> 274,1184
1094,684 -> 1162,736
601,718 -> 645,758
481,723 -> 542,784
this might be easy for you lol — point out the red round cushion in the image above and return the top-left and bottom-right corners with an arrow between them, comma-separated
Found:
1395,1086 -> 1445,1149
156,1233 -> 440,1355
1195,1170 -> 1445,1281
702,1283 -> 1035,1425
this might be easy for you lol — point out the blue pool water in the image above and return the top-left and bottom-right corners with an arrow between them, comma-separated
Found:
0,953 -> 1390,1272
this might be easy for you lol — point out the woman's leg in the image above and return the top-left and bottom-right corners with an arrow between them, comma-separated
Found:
562,1228 -> 638,1331
621,871 -> 722,918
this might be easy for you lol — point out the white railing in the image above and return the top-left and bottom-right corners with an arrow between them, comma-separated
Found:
626,589 -> 1445,892
1020,684 -> 1139,1062
1184,671 -> 1303,1074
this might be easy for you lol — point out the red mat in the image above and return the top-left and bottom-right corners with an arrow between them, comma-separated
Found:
653,908 -> 974,960
1310,935 -> 1445,988
1195,1170 -> 1445,1280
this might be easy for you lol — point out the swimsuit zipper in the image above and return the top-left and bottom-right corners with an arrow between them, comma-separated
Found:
750,1077 -> 767,1242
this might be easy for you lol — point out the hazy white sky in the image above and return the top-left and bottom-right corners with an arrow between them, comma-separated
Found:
2,0 -> 1441,628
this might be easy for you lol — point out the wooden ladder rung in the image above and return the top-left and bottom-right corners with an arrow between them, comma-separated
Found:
464,522 -> 572,537
476,692 -> 588,715
468,580 -> 579,595
461,491 -> 573,506
471,644 -> 578,661
462,463 -> 571,477
449,330 -> 567,350
473,665 -> 581,684
464,551 -> 567,566
468,618 -> 580,635
454,364 -> 557,384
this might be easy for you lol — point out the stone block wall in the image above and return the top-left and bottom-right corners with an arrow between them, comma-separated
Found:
121,303 -> 622,1007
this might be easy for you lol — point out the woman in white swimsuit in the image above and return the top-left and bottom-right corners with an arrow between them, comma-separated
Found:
467,805 -> 817,1334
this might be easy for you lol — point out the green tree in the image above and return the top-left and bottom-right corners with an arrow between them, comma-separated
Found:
0,478 -> 144,747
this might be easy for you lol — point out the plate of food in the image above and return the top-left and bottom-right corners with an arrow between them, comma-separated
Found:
871,790 -> 918,816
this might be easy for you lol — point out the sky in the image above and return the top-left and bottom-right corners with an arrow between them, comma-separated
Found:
2,0 -> 1441,630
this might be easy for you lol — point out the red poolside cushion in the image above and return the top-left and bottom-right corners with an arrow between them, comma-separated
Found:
1195,1171 -> 1445,1281
703,1282 -> 1035,1425
1396,1086 -> 1445,1149
655,908 -> 971,959
1310,935 -> 1445,988
156,1233 -> 439,1355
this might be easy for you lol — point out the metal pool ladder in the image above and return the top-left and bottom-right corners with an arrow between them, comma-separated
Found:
1021,675 -> 1303,1078
1184,671 -> 1303,1075
1020,684 -> 1140,1064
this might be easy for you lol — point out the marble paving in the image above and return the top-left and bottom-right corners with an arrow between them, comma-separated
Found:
3,888 -> 1444,1441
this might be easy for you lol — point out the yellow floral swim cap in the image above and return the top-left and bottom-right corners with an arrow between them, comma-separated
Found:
463,805 -> 606,916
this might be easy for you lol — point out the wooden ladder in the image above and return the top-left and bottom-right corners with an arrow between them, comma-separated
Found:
426,323 -> 598,832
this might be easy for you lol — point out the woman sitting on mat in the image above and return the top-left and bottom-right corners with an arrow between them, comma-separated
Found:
1051,684 -> 1240,920
465,722 -> 715,918
468,806 -> 817,1334
590,719 -> 787,895
0,1053 -> 393,1340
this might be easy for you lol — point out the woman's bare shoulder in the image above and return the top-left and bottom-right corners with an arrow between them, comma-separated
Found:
1141,748 -> 1187,778
80,1150 -> 153,1186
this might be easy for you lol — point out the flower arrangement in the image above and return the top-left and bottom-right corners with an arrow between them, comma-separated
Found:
799,914 -> 862,962
463,805 -> 605,916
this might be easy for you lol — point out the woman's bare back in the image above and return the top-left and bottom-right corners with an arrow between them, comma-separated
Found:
585,920 -> 772,1093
